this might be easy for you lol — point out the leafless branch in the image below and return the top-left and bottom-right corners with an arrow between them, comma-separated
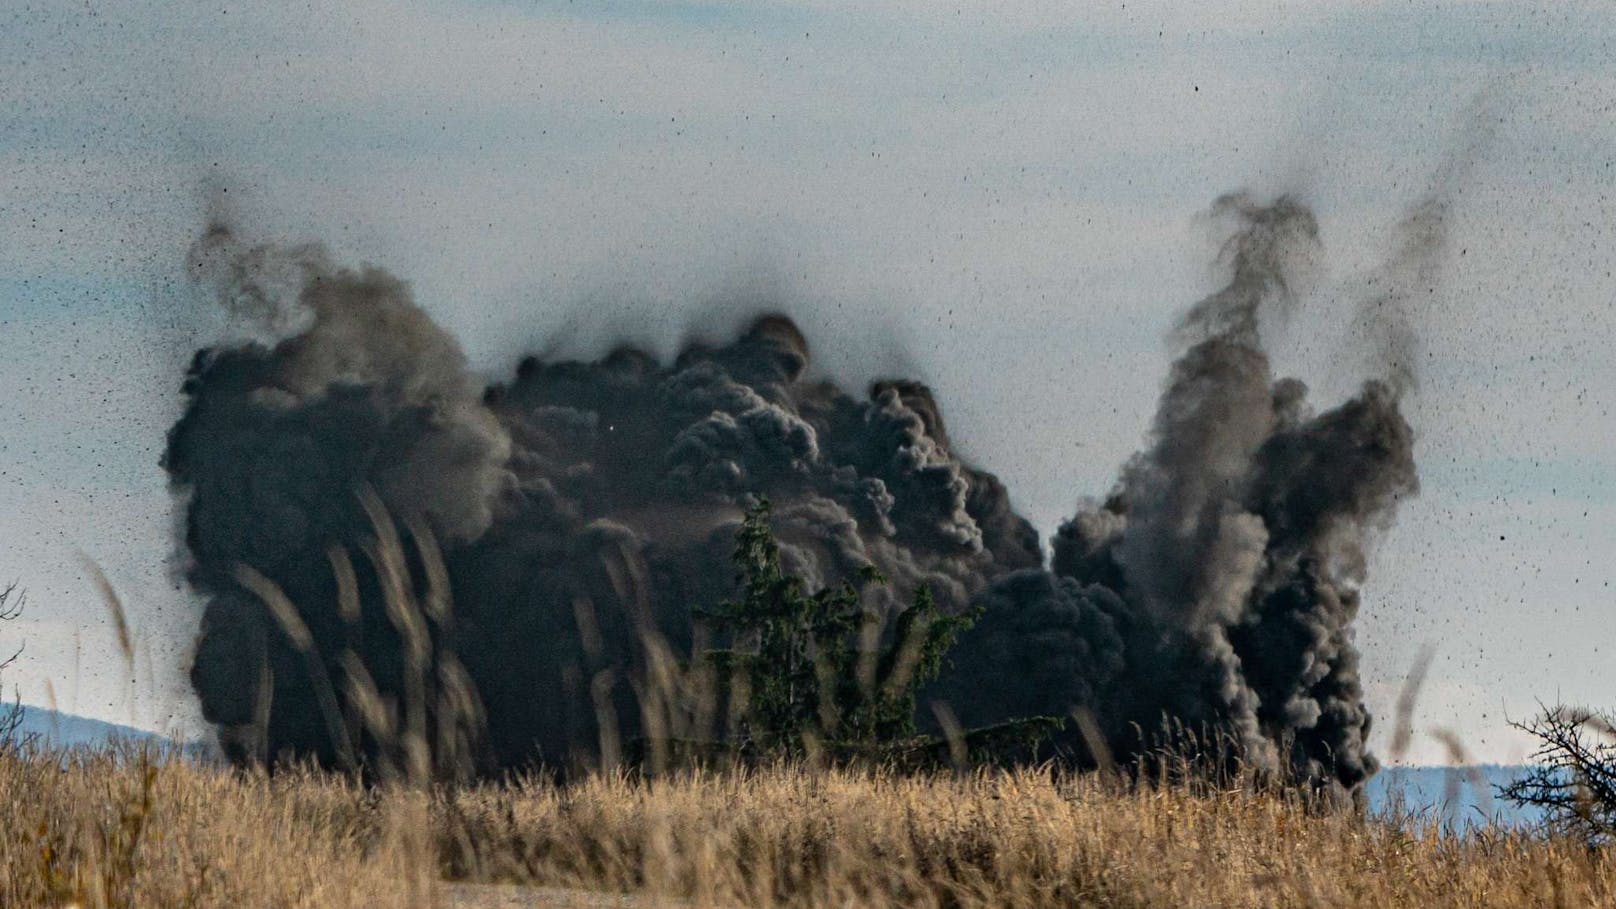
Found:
0,582 -> 27,746
1500,703 -> 1616,843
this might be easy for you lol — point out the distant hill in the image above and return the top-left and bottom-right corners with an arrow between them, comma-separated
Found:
9,704 -> 171,749
1368,765 -> 1552,828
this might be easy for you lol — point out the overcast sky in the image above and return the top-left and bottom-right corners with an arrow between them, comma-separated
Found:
2,0 -> 1613,764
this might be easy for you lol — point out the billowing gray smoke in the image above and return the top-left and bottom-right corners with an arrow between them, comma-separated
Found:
936,194 -> 1418,792
167,195 -> 1417,792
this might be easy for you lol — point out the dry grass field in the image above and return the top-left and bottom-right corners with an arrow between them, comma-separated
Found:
1,741 -> 1612,909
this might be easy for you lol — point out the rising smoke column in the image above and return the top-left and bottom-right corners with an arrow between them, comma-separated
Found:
168,193 -> 1419,791
934,194 -> 1418,794
167,226 -> 514,765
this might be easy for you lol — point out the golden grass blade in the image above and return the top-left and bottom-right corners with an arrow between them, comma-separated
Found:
326,543 -> 363,627
1390,645 -> 1436,764
233,564 -> 357,770
928,701 -> 967,773
1072,705 -> 1116,774
405,515 -> 452,625
79,556 -> 133,667
233,565 -> 312,652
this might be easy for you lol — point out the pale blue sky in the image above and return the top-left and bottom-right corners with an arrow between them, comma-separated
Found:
2,0 -> 1613,763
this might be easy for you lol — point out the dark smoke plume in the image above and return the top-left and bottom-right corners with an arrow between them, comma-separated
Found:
169,226 -> 1038,768
169,195 -> 1416,793
937,194 -> 1417,793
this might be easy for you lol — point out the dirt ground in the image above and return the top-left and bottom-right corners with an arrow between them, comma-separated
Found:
442,883 -> 659,908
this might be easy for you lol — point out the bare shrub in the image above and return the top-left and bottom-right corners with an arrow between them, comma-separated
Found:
1502,705 -> 1616,843
0,582 -> 26,746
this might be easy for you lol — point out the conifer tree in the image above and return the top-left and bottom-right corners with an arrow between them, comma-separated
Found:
698,499 -> 976,758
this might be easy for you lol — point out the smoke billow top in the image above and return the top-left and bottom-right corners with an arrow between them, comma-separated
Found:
166,194 -> 1422,794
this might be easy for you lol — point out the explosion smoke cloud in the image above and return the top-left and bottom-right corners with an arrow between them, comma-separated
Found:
940,194 -> 1418,792
168,195 -> 1419,794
